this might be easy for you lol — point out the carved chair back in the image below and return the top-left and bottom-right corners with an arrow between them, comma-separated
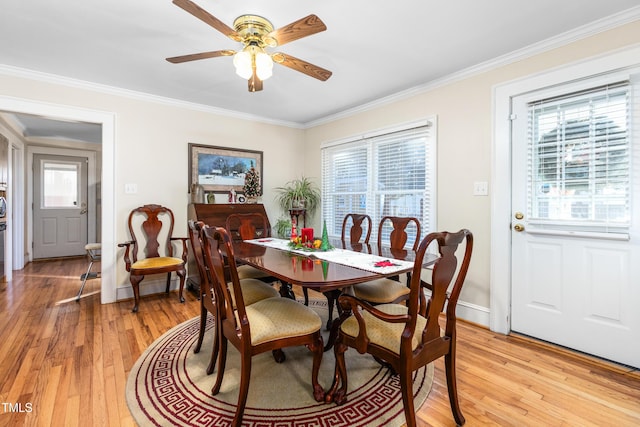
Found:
127,204 -> 177,262
377,215 -> 421,251
341,213 -> 372,245
226,212 -> 271,242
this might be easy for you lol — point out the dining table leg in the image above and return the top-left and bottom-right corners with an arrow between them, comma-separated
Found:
323,286 -> 354,351
324,306 -> 352,352
279,281 -> 296,300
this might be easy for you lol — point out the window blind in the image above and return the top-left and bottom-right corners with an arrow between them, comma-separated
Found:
321,121 -> 435,247
527,81 -> 631,233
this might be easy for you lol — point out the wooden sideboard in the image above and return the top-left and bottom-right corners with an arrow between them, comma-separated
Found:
186,203 -> 271,293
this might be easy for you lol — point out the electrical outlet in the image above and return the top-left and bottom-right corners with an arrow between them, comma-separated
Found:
473,181 -> 488,196
125,183 -> 138,194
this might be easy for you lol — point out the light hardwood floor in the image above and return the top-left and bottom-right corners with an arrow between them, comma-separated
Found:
0,258 -> 638,426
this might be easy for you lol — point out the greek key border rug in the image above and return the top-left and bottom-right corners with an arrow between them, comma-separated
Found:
126,299 -> 433,426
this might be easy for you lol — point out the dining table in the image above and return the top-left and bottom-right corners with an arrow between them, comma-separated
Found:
231,237 -> 437,350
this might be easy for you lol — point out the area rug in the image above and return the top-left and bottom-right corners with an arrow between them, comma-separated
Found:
126,299 -> 434,426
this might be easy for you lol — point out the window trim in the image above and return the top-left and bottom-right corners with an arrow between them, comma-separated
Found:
320,117 -> 437,245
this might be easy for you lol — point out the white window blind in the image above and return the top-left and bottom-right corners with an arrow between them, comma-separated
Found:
527,81 -> 632,233
321,121 -> 436,248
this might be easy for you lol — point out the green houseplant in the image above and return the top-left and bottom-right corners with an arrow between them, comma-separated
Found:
274,218 -> 292,238
275,176 -> 321,216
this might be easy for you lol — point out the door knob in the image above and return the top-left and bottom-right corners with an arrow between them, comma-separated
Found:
514,224 -> 525,232
80,208 -> 88,215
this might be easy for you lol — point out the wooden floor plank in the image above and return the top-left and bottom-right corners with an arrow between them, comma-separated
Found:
0,258 -> 638,426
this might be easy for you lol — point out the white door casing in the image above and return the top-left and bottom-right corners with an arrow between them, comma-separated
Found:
492,46 -> 640,369
1,96 -> 116,304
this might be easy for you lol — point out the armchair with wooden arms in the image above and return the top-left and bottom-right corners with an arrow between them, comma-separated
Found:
351,215 -> 421,305
326,229 -> 473,427
118,204 -> 188,312
201,225 -> 325,427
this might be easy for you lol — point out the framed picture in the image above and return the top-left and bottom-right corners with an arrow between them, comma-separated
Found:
188,144 -> 263,193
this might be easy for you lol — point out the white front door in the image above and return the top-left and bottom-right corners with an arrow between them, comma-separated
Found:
33,154 -> 88,259
510,72 -> 640,368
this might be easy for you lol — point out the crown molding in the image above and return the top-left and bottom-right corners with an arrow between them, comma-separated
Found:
1,6 -> 638,131
0,64 -> 303,129
304,6 -> 640,128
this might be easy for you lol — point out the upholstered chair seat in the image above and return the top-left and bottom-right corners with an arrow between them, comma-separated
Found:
340,303 -> 427,354
131,256 -> 184,270
352,279 -> 410,304
244,297 -> 322,345
237,264 -> 275,280
234,278 -> 279,306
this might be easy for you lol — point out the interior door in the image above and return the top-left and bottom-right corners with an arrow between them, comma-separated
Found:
33,154 -> 88,259
510,75 -> 640,368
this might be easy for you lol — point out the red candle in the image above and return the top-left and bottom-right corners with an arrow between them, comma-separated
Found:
301,228 -> 314,243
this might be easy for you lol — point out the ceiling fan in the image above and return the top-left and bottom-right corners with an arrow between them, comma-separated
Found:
166,0 -> 332,92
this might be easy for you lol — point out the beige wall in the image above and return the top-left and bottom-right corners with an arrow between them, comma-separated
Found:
0,74 -> 304,294
303,21 -> 640,311
0,19 -> 638,312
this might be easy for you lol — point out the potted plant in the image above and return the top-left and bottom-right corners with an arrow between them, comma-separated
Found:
274,218 -> 292,238
275,176 -> 321,216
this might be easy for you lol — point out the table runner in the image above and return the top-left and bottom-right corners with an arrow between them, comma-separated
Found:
246,238 -> 414,275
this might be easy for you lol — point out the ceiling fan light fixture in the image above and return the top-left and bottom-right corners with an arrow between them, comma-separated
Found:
233,46 -> 273,81
255,51 -> 273,80
233,50 -> 253,79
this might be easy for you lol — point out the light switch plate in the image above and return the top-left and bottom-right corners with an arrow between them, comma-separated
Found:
473,181 -> 488,196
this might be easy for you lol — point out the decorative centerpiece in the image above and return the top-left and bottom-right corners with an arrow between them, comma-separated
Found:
287,220 -> 333,252
288,236 -> 326,251
243,162 -> 261,203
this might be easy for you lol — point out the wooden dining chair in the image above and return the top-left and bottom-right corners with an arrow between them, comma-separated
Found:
351,215 -> 421,305
226,212 -> 280,283
304,213 -> 373,330
201,225 -> 325,426
341,213 -> 372,245
188,220 -> 279,375
326,229 -> 473,427
118,204 -> 188,312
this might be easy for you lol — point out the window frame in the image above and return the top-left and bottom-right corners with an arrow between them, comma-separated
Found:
320,118 -> 437,247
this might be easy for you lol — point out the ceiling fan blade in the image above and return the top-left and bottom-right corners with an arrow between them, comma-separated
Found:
166,50 -> 235,63
266,14 -> 326,47
273,53 -> 332,81
172,0 -> 241,41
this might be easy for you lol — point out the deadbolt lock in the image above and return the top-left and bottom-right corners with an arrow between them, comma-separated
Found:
515,212 -> 524,220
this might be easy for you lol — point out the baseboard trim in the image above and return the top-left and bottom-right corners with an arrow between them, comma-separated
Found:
116,277 -> 180,301
456,300 -> 490,328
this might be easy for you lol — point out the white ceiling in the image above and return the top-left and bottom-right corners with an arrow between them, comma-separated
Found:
1,0 -> 639,141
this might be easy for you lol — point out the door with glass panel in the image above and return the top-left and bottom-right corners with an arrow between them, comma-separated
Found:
510,73 -> 640,368
33,154 -> 88,259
